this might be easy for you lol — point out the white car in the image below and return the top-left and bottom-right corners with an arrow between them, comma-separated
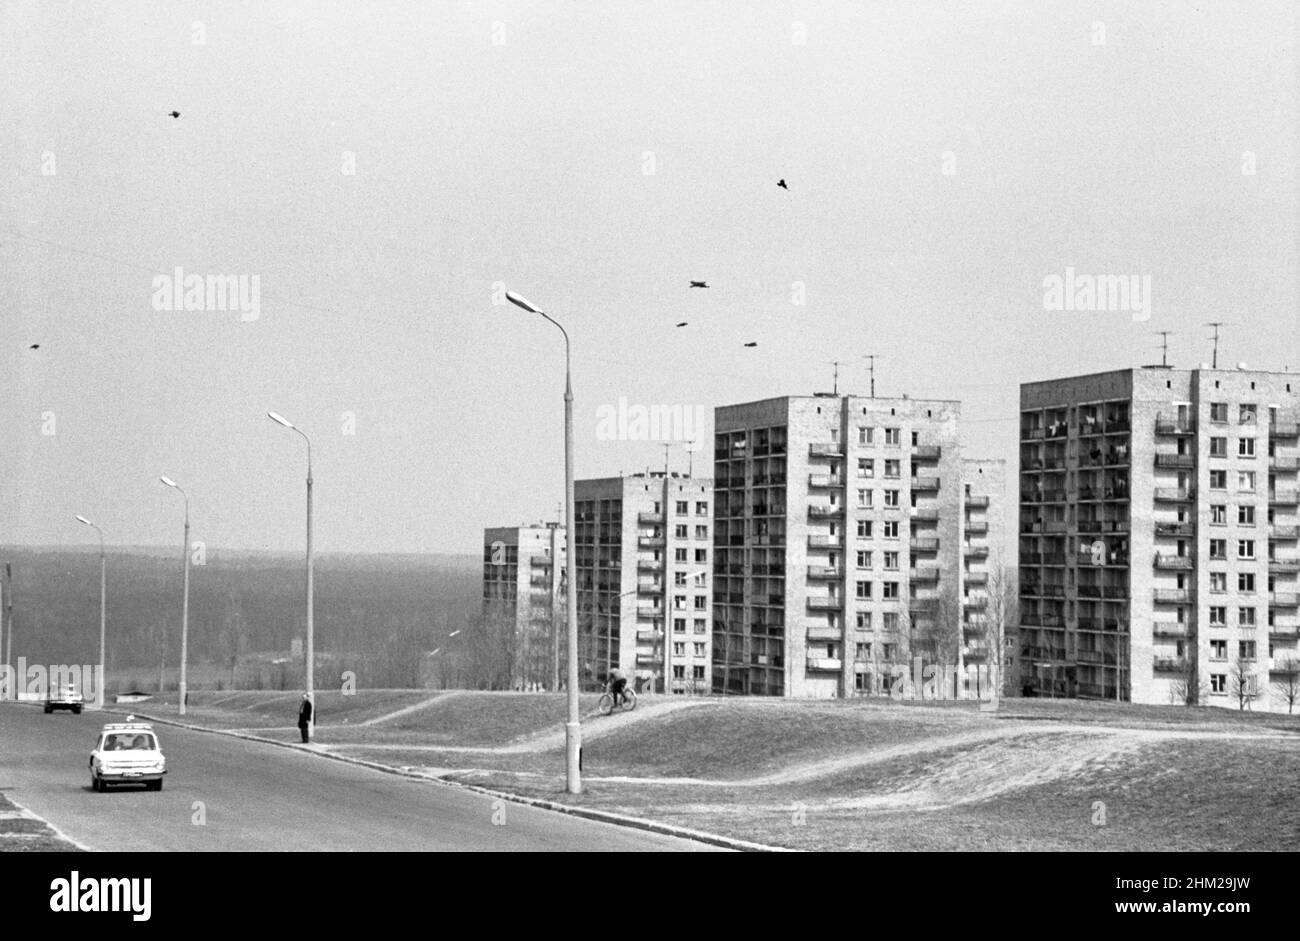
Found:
45,683 -> 84,714
89,719 -> 166,792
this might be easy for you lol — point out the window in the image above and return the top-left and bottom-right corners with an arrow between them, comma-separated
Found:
1238,540 -> 1256,560
882,613 -> 900,633
1211,505 -> 1227,524
882,581 -> 900,599
858,458 -> 874,478
856,611 -> 872,629
1210,674 -> 1226,693
1210,437 -> 1227,457
856,642 -> 872,661
694,642 -> 706,657
858,427 -> 873,445
856,581 -> 872,599
884,489 -> 900,507
858,489 -> 872,507
694,619 -> 706,634
884,428 -> 901,446
882,643 -> 897,660
857,520 -> 873,538
693,595 -> 707,610
884,460 -> 901,479
696,501 -> 708,516
694,547 -> 707,562
1210,470 -> 1227,490
1238,572 -> 1256,593
1239,404 -> 1257,424
1209,539 -> 1227,559
675,525 -> 688,538
1239,641 -> 1256,661
884,551 -> 899,570
856,550 -> 872,568
695,525 -> 707,540
673,618 -> 686,633
1209,606 -> 1226,626
1210,403 -> 1228,423
675,548 -> 688,562
1238,471 -> 1256,491
1210,640 -> 1227,660
692,664 -> 706,680
675,571 -> 688,586
673,665 -> 685,679
1239,438 -> 1256,458
883,521 -> 899,539
1239,607 -> 1256,627
673,642 -> 685,656
675,501 -> 687,514
1210,572 -> 1227,593
1238,505 -> 1255,526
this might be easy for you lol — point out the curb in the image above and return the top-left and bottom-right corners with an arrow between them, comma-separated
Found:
117,708 -> 788,853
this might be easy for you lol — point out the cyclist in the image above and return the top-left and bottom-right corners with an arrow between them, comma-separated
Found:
607,667 -> 629,710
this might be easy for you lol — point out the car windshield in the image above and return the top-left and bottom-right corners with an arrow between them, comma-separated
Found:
102,733 -> 157,751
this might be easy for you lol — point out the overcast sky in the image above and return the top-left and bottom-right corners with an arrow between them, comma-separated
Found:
3,0 -> 1297,555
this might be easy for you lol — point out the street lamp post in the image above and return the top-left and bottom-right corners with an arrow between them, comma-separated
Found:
74,516 -> 106,709
268,411 -> 314,740
160,477 -> 191,715
506,290 -> 581,794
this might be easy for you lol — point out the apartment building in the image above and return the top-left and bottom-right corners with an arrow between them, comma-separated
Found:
481,523 -> 566,689
713,394 -> 1006,698
573,473 -> 713,694
1017,367 -> 1300,711
961,458 -> 1012,689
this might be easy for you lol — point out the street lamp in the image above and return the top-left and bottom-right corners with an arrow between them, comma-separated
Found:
506,289 -> 581,794
74,515 -> 106,709
268,410 -> 315,740
159,477 -> 191,715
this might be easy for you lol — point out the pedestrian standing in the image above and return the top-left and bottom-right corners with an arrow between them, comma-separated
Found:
298,693 -> 313,743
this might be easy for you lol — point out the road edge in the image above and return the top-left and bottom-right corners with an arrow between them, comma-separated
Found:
121,709 -> 789,853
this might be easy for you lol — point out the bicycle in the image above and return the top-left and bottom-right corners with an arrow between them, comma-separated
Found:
597,685 -> 637,715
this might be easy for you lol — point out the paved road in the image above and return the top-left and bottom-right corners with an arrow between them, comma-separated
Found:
0,705 -> 722,852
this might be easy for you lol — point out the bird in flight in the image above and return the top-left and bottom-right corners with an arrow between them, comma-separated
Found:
777,179 -> 788,190
689,281 -> 708,289
28,344 -> 40,350
169,111 -> 180,119
675,322 -> 688,328
743,342 -> 758,348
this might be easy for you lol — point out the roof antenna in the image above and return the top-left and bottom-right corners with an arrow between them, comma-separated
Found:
1205,322 -> 1229,369
862,354 -> 880,398
1154,330 -> 1174,367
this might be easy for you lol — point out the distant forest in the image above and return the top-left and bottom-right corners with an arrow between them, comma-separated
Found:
0,546 -> 486,691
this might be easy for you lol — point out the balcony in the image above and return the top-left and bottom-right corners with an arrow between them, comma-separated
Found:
1154,453 -> 1195,469
909,567 -> 940,584
530,556 -> 553,568
1154,488 -> 1194,503
808,505 -> 845,520
910,537 -> 940,552
1021,427 -> 1045,440
636,653 -> 663,667
1271,592 -> 1300,607
638,511 -> 663,524
806,596 -> 843,611
636,603 -> 662,618
636,628 -> 662,641
1269,557 -> 1300,573
806,566 -> 843,580
805,625 -> 842,642
964,596 -> 988,608
1269,489 -> 1299,506
1153,658 -> 1186,673
637,559 -> 663,572
965,544 -> 990,558
967,521 -> 990,534
809,442 -> 844,458
1271,420 -> 1300,438
636,580 -> 660,593
913,507 -> 940,521
1270,455 -> 1299,471
1154,588 -> 1193,604
1154,553 -> 1194,570
806,657 -> 842,672
1272,524 -> 1300,540
637,536 -> 665,549
1152,623 -> 1188,638
1155,416 -> 1196,435
913,445 -> 942,460
965,571 -> 988,585
1268,625 -> 1300,639
807,535 -> 842,549
808,474 -> 843,488
1155,522 -> 1195,538
965,495 -> 990,508
912,476 -> 941,491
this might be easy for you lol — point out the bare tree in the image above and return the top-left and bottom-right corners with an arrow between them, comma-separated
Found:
1229,657 -> 1258,711
1169,654 -> 1203,706
1271,660 -> 1300,715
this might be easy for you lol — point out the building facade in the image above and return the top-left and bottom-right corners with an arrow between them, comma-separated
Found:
713,394 -> 1006,698
574,473 -> 713,694
1017,367 -> 1300,711
481,523 -> 565,689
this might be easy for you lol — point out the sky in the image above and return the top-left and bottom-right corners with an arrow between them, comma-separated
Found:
2,0 -> 1297,555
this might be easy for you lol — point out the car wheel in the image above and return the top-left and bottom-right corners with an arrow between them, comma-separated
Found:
90,773 -> 100,792
73,706 -> 82,714
151,780 -> 163,792
44,706 -> 52,714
